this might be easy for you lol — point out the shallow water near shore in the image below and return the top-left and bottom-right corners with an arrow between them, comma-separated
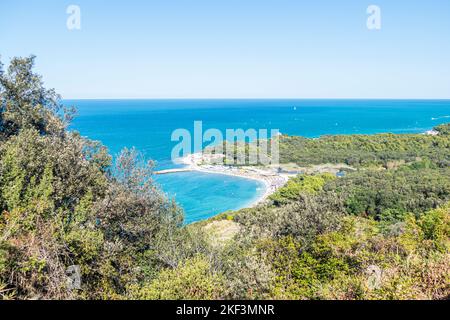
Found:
67,99 -> 450,222
155,171 -> 265,223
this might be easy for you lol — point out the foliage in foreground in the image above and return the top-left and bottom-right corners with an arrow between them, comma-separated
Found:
0,56 -> 449,300
0,57 -> 205,299
262,205 -> 449,300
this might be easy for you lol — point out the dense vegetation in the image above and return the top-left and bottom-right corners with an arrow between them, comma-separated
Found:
279,130 -> 450,168
0,57 -> 206,299
0,56 -> 449,300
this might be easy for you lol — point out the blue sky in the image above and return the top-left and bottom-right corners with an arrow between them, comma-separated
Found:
1,0 -> 449,99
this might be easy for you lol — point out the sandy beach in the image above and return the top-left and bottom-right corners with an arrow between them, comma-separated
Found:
177,153 -> 291,207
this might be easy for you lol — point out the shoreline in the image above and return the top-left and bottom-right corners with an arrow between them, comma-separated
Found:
177,153 -> 290,208
169,127 -> 442,211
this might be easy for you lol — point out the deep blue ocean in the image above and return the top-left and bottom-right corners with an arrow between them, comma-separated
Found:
66,99 -> 450,223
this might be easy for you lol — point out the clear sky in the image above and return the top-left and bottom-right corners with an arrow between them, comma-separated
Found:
1,0 -> 449,99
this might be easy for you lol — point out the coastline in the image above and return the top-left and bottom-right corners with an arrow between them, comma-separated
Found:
177,153 -> 291,208
157,127 -> 444,214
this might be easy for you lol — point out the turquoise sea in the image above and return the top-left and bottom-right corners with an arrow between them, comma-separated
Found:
67,99 -> 450,223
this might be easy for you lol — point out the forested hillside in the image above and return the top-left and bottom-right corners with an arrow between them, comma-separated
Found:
279,127 -> 450,167
1,57 -> 449,300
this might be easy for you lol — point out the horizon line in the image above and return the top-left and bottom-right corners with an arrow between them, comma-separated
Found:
61,97 -> 450,101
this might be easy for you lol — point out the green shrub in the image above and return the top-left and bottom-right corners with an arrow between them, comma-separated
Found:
129,256 -> 224,300
270,173 -> 335,205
